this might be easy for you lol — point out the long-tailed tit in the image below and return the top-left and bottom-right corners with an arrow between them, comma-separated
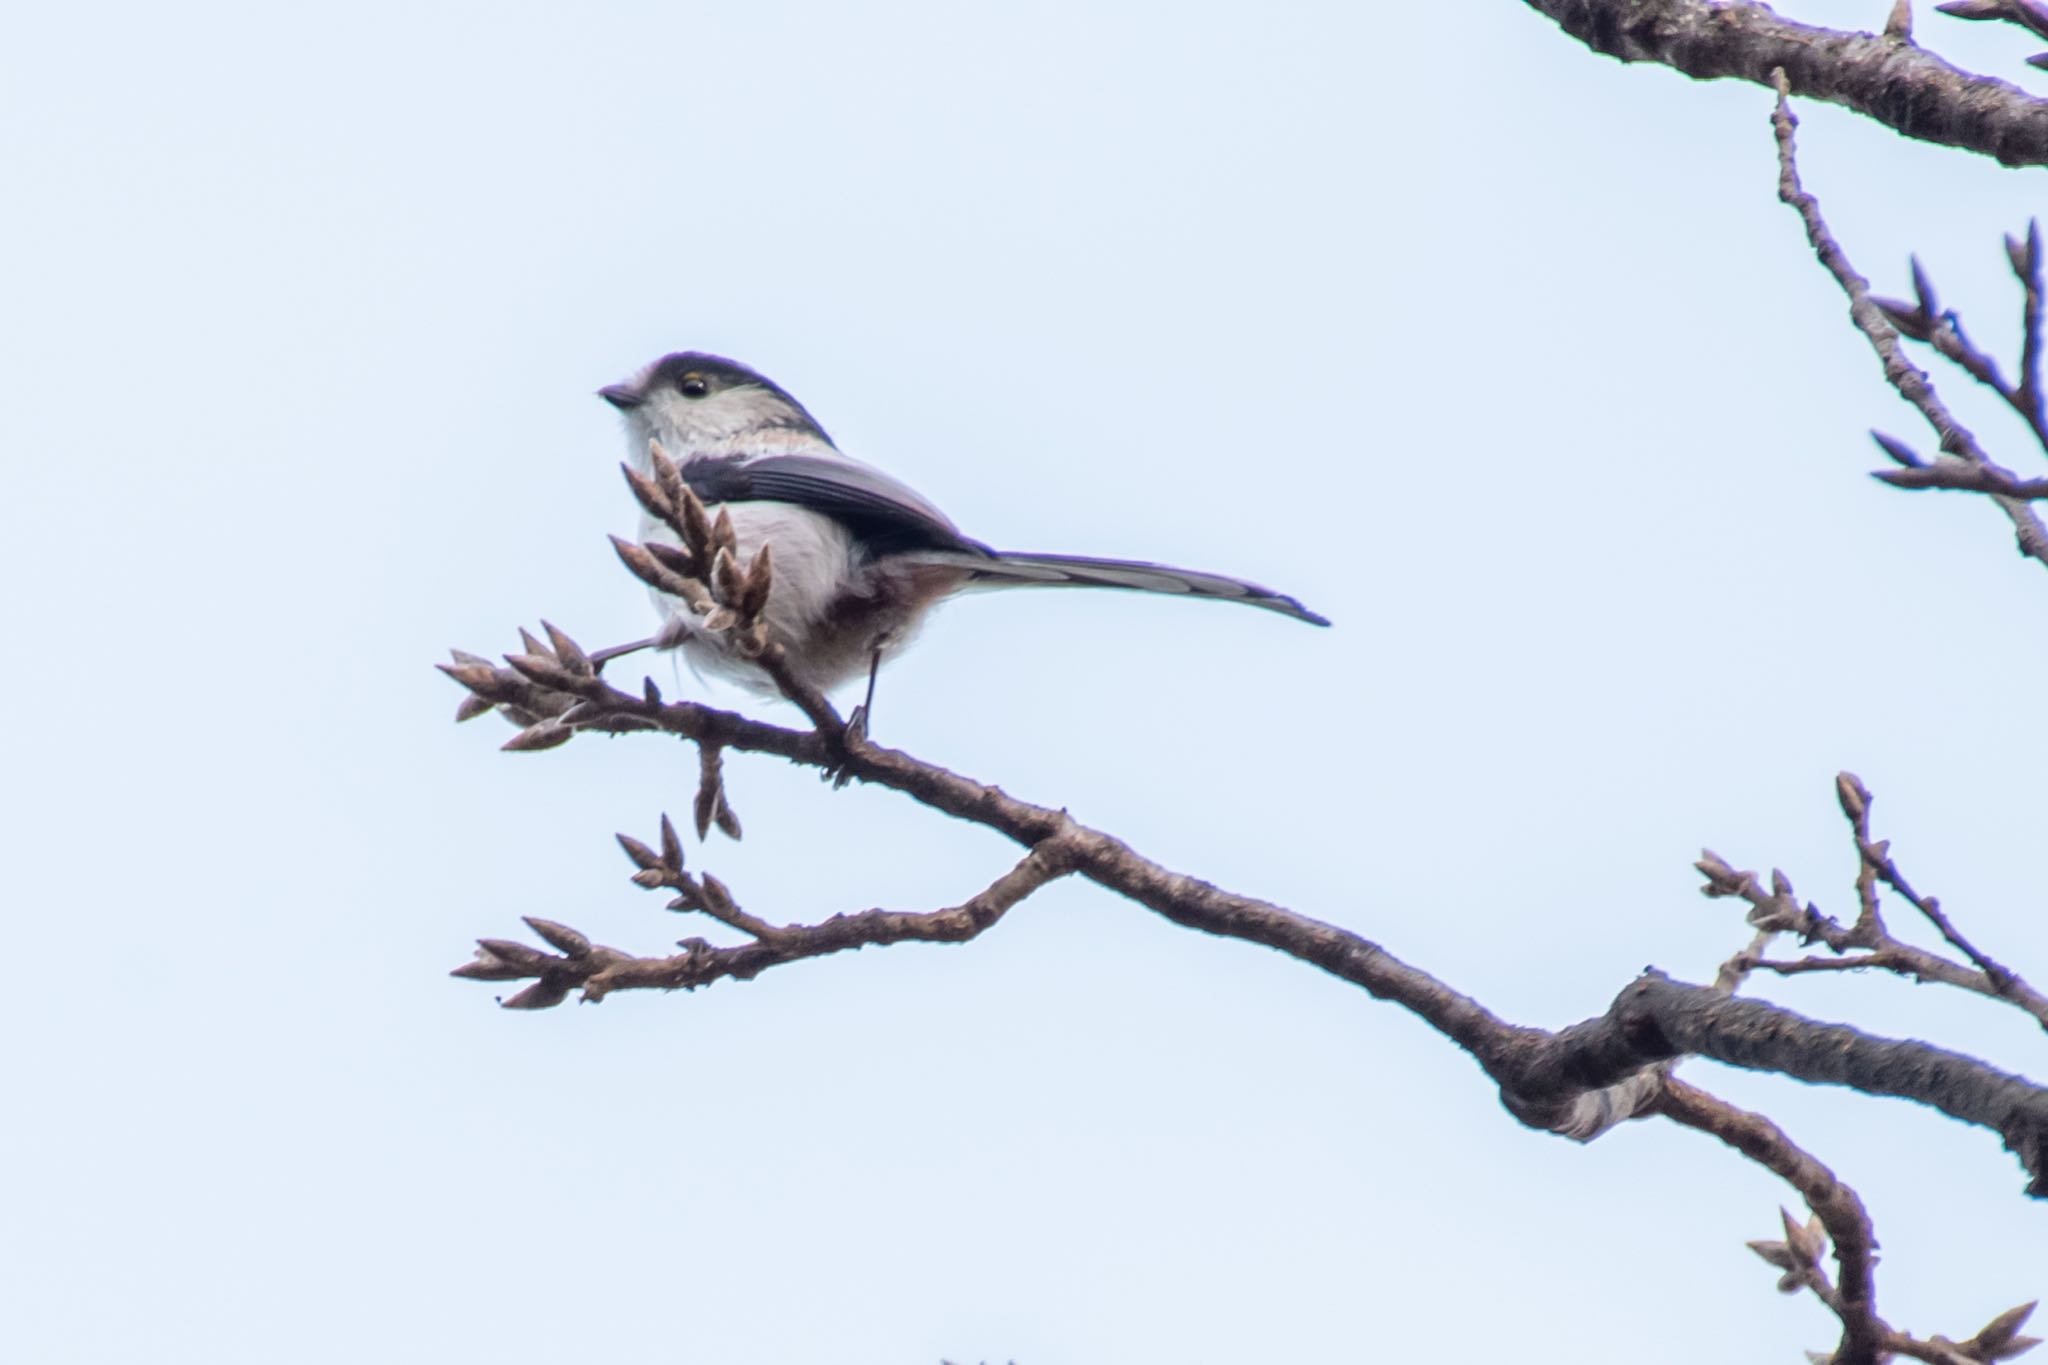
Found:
598,352 -> 1327,712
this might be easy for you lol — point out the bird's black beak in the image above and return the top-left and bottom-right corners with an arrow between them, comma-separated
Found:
597,383 -> 644,411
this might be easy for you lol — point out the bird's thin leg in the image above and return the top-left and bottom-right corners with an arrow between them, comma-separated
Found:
821,649 -> 882,790
844,647 -> 881,745
588,636 -> 659,671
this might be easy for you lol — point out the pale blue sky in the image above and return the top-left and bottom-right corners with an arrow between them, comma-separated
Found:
4,4 -> 2044,1361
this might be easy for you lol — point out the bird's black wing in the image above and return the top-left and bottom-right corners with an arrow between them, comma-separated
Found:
683,453 -> 992,557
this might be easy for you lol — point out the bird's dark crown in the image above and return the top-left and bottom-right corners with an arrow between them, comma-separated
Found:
640,351 -> 772,396
624,351 -> 829,439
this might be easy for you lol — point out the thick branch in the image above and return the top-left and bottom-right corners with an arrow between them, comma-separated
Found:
1524,0 -> 2048,167
1542,973 -> 2048,1195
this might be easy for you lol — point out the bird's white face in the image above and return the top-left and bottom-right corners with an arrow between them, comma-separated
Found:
629,381 -> 818,453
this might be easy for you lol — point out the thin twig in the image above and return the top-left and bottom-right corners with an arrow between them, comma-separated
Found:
1771,73 -> 2048,569
1839,772 -> 2048,1030
457,837 -> 1082,1007
1874,463 -> 2048,497
1700,776 -> 2048,1032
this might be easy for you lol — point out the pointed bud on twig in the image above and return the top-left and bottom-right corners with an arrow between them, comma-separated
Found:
644,676 -> 664,706
540,621 -> 590,674
710,507 -> 736,558
630,868 -> 669,889
1788,1207 -> 1827,1260
1873,297 -> 1933,341
649,439 -> 688,520
610,535 -> 697,598
679,483 -> 713,556
1871,430 -> 1927,467
503,653 -> 584,691
455,693 -> 496,723
616,833 -> 663,871
693,782 -> 717,841
622,461 -> 673,521
452,942 -> 546,980
502,720 -> 573,752
518,626 -> 550,659
1695,850 -> 1746,898
439,662 -> 518,702
700,873 -> 739,919
1746,1238 -> 1798,1272
1965,1300 -> 2042,1361
702,607 -> 738,634
474,938 -> 555,972
1836,771 -> 1871,824
645,540 -> 697,577
1911,254 -> 1939,317
1885,0 -> 1913,37
714,800 -> 743,841
713,547 -> 743,603
451,957 -> 526,982
739,543 -> 774,621
660,812 -> 683,871
449,648 -> 493,667
500,980 -> 572,1010
1771,869 -> 1795,900
524,917 -> 592,958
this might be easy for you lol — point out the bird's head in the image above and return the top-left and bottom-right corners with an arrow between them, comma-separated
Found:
599,352 -> 830,453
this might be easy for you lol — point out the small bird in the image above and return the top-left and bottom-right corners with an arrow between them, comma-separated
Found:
598,352 -> 1327,715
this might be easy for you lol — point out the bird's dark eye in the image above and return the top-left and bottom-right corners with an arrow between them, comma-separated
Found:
679,373 -> 710,398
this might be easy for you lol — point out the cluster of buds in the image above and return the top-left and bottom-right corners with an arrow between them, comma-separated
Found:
1695,850 -> 1814,937
437,622 -> 659,753
452,916 -> 607,1010
1748,1206 -> 1832,1298
617,813 -> 780,940
613,438 -> 775,657
1749,1207 -> 2041,1365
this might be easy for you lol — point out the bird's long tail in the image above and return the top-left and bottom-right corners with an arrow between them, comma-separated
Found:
920,549 -> 1330,627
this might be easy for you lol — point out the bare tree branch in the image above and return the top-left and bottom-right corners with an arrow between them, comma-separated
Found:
457,837 -> 1081,1009
1662,1078 -> 2043,1365
1770,73 -> 2048,568
443,637 -> 2048,1194
1870,219 -> 2048,468
1521,0 -> 2048,166
1873,461 -> 2048,496
1657,1077 -> 1884,1364
1701,774 -> 2048,1031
